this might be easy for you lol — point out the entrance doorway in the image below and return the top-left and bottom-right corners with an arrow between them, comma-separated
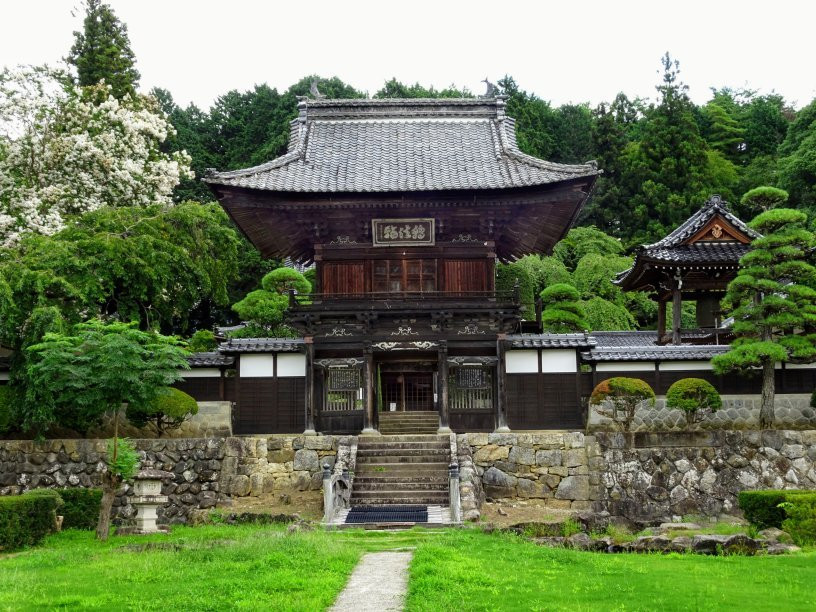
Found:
381,372 -> 434,411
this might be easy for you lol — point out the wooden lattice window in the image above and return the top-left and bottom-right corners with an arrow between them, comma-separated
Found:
372,259 -> 436,293
325,368 -> 362,411
449,366 -> 493,411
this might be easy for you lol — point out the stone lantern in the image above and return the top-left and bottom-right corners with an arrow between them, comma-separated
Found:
131,468 -> 173,534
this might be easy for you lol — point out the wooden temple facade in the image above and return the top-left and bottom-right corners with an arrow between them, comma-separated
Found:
203,97 -> 599,434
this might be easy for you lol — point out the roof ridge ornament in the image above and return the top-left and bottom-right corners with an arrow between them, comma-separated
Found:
481,77 -> 497,98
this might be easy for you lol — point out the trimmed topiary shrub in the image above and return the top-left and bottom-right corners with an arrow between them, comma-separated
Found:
666,378 -> 722,427
590,377 -> 655,432
496,262 -> 535,319
738,489 -> 815,529
0,489 -> 62,552
187,330 -> 217,353
58,488 -> 103,530
540,283 -> 588,332
780,493 -> 816,546
126,387 -> 198,436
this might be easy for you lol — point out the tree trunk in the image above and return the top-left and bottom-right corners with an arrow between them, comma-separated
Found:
96,471 -> 120,541
760,358 -> 775,429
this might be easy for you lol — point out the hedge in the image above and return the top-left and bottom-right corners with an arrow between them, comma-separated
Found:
59,488 -> 103,530
0,489 -> 62,552
738,489 -> 816,529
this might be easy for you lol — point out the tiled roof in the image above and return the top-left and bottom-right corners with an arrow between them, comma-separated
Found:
218,338 -> 305,353
187,352 -> 235,367
591,331 -> 660,348
582,345 -> 730,362
203,98 -> 598,193
507,333 -> 597,349
616,195 -> 759,288
643,195 -> 760,250
638,242 -> 751,265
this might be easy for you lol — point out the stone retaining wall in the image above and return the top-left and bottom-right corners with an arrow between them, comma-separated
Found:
459,429 -> 816,524
587,394 -> 816,433
0,435 -> 340,525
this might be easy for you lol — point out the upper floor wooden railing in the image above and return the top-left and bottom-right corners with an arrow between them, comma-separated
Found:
288,287 -> 520,308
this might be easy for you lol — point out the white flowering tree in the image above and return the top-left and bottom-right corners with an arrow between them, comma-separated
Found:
0,65 -> 192,246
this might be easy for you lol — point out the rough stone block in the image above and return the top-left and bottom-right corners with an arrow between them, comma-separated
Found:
555,475 -> 590,500
465,433 -> 489,446
536,449 -> 562,467
487,433 -> 517,446
563,448 -> 587,468
549,466 -> 568,477
304,436 -> 333,451
229,475 -> 250,496
474,445 -> 509,463
293,449 -> 319,472
508,446 -> 535,466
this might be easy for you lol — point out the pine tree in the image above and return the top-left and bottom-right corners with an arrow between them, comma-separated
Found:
67,0 -> 140,99
712,209 -> 816,427
626,53 -> 710,243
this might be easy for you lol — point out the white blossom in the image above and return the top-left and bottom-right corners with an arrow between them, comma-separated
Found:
0,65 -> 193,247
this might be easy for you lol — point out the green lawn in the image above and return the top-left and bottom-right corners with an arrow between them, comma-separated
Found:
1,526 -> 814,611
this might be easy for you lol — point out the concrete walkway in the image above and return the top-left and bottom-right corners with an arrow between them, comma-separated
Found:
330,551 -> 413,611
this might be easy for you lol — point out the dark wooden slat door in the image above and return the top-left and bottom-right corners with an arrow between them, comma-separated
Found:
443,260 -> 488,293
322,261 -> 366,294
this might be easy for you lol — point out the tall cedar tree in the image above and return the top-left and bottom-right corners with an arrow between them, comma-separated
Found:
712,209 -> 816,427
627,54 -> 710,244
68,0 -> 140,99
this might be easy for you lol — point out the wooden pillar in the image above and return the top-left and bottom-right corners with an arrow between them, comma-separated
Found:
361,344 -> 379,436
672,284 -> 682,345
437,342 -> 451,434
495,335 -> 510,432
303,338 -> 316,435
657,300 -> 667,344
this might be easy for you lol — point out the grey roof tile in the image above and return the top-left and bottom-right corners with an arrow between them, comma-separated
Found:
219,338 -> 305,353
582,345 -> 729,362
187,352 -> 235,367
506,333 -> 597,349
204,98 -> 598,193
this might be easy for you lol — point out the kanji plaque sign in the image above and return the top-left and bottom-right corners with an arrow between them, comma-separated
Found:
372,218 -> 435,247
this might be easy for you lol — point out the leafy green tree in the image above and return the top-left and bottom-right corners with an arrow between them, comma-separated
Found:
232,267 -> 311,337
187,330 -> 217,353
582,296 -> 636,331
625,54 -> 711,243
572,253 -> 633,301
498,76 -> 558,159
0,203 -> 240,348
375,78 -> 472,99
552,103 -> 595,164
739,186 -> 789,219
778,100 -> 816,209
514,255 -> 571,297
540,283 -> 588,332
701,101 -> 745,160
666,378 -> 722,427
98,436 -> 138,540
67,0 -> 140,99
24,320 -> 188,434
496,262 -> 535,319
712,209 -> 816,427
553,227 -> 624,271
126,387 -> 198,436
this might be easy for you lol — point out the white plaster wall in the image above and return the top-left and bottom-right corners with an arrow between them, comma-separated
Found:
540,349 -> 577,373
0,372 -> 9,381
181,368 -> 221,378
596,362 -> 654,372
240,354 -> 276,377
506,350 -> 538,374
277,353 -> 306,377
660,360 -> 713,371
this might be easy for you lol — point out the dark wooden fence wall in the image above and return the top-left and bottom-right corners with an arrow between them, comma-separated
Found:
234,377 -> 304,435
506,373 -> 583,430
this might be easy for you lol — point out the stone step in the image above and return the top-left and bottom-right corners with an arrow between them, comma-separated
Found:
352,481 -> 449,492
353,475 -> 449,485
350,491 -> 450,503
357,448 -> 450,458
379,428 -> 440,435
379,411 -> 438,416
355,462 -> 450,474
356,441 -> 449,451
364,434 -> 449,443
356,454 -> 450,464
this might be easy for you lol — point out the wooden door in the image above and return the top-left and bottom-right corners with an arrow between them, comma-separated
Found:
382,373 -> 434,411
322,261 -> 366,295
442,260 -> 488,294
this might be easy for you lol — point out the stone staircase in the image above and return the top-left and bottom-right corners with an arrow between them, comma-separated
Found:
351,434 -> 451,506
378,411 -> 440,435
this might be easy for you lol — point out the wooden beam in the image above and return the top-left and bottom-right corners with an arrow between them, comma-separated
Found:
672,284 -> 682,345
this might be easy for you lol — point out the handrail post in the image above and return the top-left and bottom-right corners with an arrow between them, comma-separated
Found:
322,462 -> 333,523
449,463 -> 461,523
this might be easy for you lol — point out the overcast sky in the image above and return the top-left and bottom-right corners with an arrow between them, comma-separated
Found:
2,0 -> 815,110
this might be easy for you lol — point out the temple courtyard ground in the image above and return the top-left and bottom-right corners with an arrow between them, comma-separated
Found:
1,525 -> 814,611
